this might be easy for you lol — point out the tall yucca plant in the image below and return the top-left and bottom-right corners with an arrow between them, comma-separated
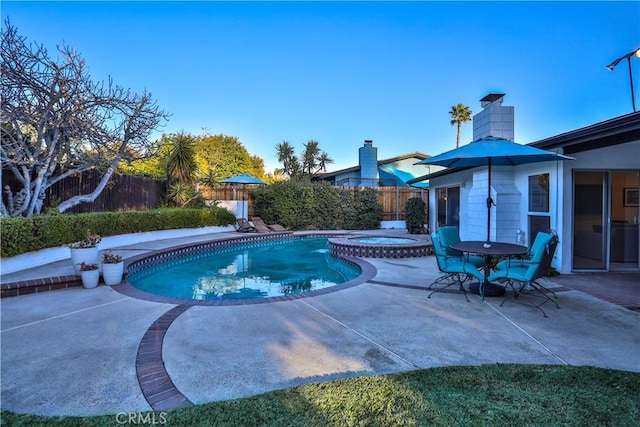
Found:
165,133 -> 198,185
164,133 -> 200,207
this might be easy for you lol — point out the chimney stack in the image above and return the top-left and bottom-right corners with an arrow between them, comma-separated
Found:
473,93 -> 514,141
359,140 -> 378,185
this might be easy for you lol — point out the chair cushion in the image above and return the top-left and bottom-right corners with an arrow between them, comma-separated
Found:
496,257 -> 530,270
489,267 -> 525,282
444,260 -> 484,282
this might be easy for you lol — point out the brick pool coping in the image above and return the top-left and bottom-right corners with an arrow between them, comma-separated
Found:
0,275 -> 83,298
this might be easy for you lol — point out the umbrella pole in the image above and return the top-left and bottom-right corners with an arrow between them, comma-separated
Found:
486,158 -> 492,244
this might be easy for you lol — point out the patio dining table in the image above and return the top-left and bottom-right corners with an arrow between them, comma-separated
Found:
449,241 -> 529,298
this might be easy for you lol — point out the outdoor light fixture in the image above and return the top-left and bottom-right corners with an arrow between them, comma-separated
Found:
606,47 -> 640,112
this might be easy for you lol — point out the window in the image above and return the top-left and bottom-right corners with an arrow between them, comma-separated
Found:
529,174 -> 549,212
436,187 -> 460,228
437,188 -> 447,227
528,215 -> 551,245
528,173 -> 550,246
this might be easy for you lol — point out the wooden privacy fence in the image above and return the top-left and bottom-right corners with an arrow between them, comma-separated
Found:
202,184 -> 428,222
2,170 -> 166,214
375,186 -> 428,221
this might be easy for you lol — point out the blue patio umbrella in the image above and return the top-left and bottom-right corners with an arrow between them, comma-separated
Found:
222,173 -> 267,218
416,136 -> 574,244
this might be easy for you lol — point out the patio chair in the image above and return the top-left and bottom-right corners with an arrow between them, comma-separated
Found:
495,229 -> 557,272
248,217 -> 272,232
428,231 -> 484,302
236,218 -> 257,233
251,217 -> 287,232
437,226 -> 485,268
488,231 -> 560,317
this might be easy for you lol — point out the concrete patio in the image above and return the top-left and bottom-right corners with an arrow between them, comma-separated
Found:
1,230 -> 639,417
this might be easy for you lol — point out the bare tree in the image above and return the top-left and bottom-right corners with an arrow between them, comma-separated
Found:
0,21 -> 169,217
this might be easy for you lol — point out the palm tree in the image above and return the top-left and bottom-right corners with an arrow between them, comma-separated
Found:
275,141 -> 296,176
302,140 -> 320,174
316,152 -> 333,173
275,140 -> 333,176
449,104 -> 473,148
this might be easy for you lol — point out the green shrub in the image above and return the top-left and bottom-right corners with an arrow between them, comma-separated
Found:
0,207 -> 236,257
343,187 -> 382,230
405,197 -> 427,234
311,182 -> 344,229
0,217 -> 34,257
252,180 -> 381,231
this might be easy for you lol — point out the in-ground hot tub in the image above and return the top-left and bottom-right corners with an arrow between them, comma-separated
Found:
328,234 -> 432,258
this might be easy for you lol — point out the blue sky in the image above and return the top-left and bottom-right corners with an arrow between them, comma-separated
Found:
3,1 -> 639,174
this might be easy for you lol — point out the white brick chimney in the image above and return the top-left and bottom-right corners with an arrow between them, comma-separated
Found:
468,93 -> 521,243
472,93 -> 514,141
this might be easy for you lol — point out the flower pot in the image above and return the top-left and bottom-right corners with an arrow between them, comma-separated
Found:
71,247 -> 100,274
80,269 -> 100,289
102,261 -> 124,286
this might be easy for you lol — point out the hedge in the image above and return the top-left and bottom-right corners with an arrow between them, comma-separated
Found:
0,207 -> 236,257
251,179 -> 382,231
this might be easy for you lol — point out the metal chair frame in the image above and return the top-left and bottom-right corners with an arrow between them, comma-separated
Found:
428,232 -> 484,302
490,231 -> 560,317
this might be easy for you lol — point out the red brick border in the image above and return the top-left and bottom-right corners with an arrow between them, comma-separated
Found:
136,304 -> 193,411
0,275 -> 82,298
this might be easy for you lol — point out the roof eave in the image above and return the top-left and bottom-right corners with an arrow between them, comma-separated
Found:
530,111 -> 640,154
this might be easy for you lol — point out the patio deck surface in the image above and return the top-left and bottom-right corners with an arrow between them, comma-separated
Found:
1,229 -> 639,416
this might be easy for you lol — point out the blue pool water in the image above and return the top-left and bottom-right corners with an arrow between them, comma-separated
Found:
127,237 -> 360,300
349,236 -> 416,245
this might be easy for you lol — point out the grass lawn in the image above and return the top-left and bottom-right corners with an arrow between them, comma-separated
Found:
2,364 -> 638,426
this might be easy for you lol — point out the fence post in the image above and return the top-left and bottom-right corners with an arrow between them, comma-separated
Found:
396,186 -> 399,220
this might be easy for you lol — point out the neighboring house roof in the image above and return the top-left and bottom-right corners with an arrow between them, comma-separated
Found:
314,152 -> 430,180
407,111 -> 640,184
378,164 -> 430,188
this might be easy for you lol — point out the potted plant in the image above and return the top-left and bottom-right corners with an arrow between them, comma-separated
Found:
79,262 -> 100,289
69,234 -> 102,275
101,252 -> 124,286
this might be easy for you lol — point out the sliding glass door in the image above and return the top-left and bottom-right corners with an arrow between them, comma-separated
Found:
610,171 -> 639,271
573,170 -> 640,271
573,172 -> 607,270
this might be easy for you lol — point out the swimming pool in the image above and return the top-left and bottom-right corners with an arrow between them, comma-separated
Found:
126,236 -> 362,301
